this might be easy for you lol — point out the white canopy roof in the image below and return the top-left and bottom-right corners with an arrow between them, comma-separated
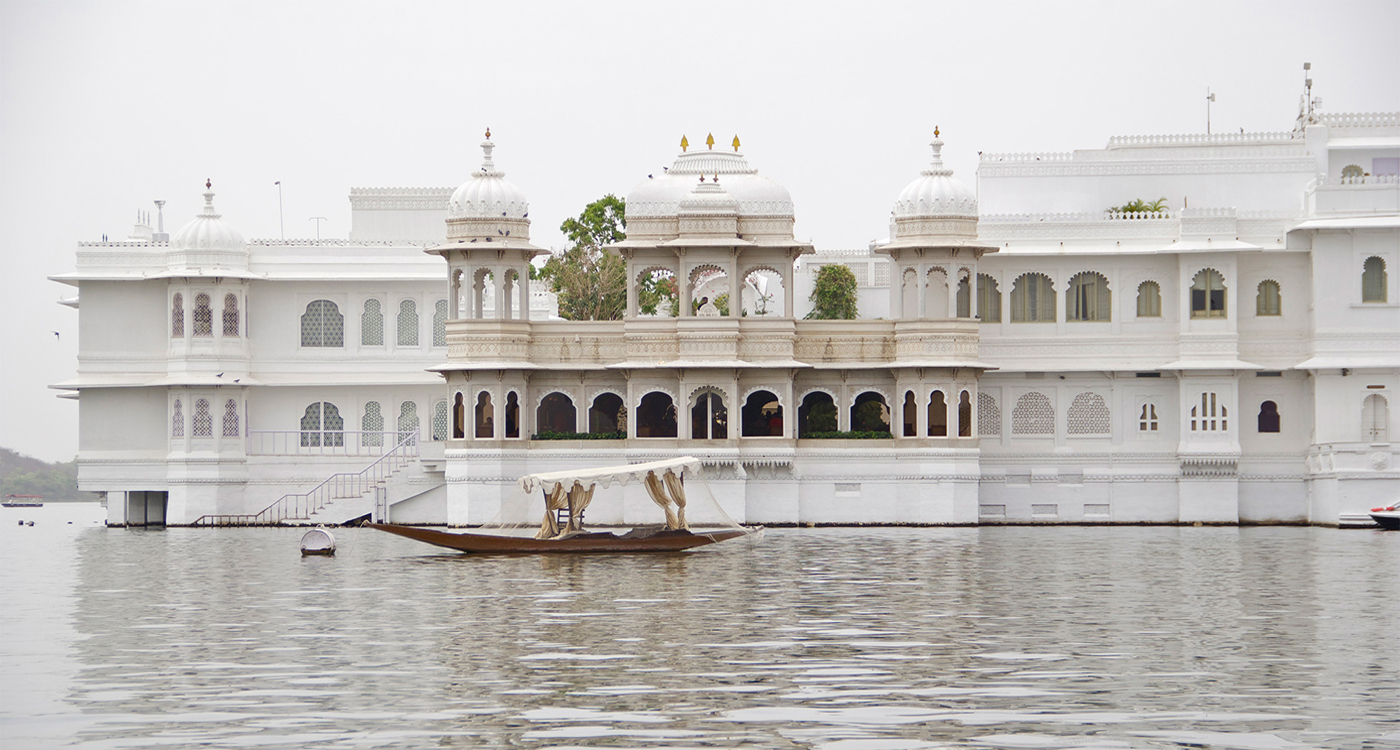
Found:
518,456 -> 702,494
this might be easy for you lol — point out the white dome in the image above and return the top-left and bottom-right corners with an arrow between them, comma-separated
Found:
626,143 -> 793,218
448,133 -> 529,220
170,184 -> 245,251
892,136 -> 977,219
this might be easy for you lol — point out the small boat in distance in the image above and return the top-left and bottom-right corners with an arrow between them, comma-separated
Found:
367,457 -> 761,554
1369,503 -> 1400,530
3,495 -> 44,508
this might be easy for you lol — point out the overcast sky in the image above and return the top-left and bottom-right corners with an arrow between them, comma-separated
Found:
2,0 -> 1397,462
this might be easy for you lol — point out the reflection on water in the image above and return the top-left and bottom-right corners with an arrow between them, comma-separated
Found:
3,504 -> 1399,749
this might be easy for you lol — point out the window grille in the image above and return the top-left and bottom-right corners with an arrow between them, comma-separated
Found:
397,401 -> 419,437
1139,404 -> 1158,432
432,400 -> 450,440
1363,394 -> 1389,441
1190,269 -> 1227,319
978,392 -> 1000,436
171,293 -> 184,338
171,399 -> 184,437
1256,280 -> 1282,316
222,399 -> 239,437
361,299 -> 383,346
1362,257 -> 1388,303
193,293 -> 213,336
299,402 -> 344,447
300,300 -> 344,347
1067,272 -> 1111,322
193,399 -> 212,437
1136,281 -> 1162,317
1010,273 -> 1056,322
977,274 -> 1001,322
397,299 -> 419,346
433,299 -> 448,346
1012,392 -> 1054,435
362,401 -> 384,446
222,294 -> 240,336
1190,392 -> 1226,432
1067,392 -> 1110,434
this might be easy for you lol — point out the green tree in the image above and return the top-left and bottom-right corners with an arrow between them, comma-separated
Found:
637,272 -> 678,317
806,402 -> 838,432
805,263 -> 859,320
539,195 -> 627,320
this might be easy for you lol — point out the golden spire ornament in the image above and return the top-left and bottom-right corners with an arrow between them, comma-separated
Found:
732,135 -> 741,152
485,127 -> 491,139
706,133 -> 715,150
934,126 -> 940,137
680,135 -> 689,152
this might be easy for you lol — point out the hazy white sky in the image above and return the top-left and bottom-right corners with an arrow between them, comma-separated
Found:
2,0 -> 1397,462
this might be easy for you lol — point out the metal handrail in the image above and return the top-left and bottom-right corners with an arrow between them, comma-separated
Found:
246,430 -> 415,457
194,432 -> 420,526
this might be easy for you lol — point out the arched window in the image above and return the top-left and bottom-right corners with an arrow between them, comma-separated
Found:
452,393 -> 465,439
193,399 -> 213,437
1363,394 -> 1389,441
432,400 -> 450,441
1190,392 -> 1226,432
1010,273 -> 1055,322
977,274 -> 1001,323
589,393 -> 625,434
928,390 -> 948,437
1258,401 -> 1280,433
193,293 -> 213,336
1067,272 -> 1111,322
978,392 -> 1001,437
1012,392 -> 1054,435
902,391 -> 917,437
433,299 -> 448,347
505,392 -> 520,439
537,393 -> 576,434
397,401 -> 419,438
955,274 -> 971,318
222,294 -> 239,337
798,391 -> 837,436
1256,280 -> 1281,316
1137,281 -> 1162,318
691,390 -> 728,439
171,293 -> 184,338
361,299 -> 383,346
397,300 -> 419,346
636,392 -> 676,438
1191,269 -> 1227,319
925,268 -> 949,318
1362,257 -> 1388,303
1139,404 -> 1158,432
301,300 -> 343,347
851,391 -> 890,433
222,399 -> 239,437
171,399 -> 184,437
1067,392 -> 1110,435
742,390 -> 783,437
299,402 -> 343,447
958,391 -> 972,437
474,392 -> 494,438
363,401 -> 384,446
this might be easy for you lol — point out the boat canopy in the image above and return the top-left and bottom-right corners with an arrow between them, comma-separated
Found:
517,456 -> 702,494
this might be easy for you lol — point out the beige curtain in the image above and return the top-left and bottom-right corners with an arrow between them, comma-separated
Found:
644,471 -> 680,529
662,470 -> 689,530
565,481 -> 596,532
534,483 -> 567,539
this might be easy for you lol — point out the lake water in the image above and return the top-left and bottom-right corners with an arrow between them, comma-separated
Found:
2,503 -> 1398,750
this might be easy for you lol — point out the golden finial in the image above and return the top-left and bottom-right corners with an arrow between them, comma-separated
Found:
706,133 -> 715,150
712,173 -> 719,183
680,135 -> 689,152
732,135 -> 741,152
934,126 -> 940,137
485,127 -> 491,139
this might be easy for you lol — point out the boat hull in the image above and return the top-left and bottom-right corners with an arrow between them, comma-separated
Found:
1369,511 -> 1400,530
365,523 -> 755,553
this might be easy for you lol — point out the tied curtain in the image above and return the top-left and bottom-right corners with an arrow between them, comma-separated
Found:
534,483 -> 568,539
535,481 -> 597,539
643,470 -> 689,530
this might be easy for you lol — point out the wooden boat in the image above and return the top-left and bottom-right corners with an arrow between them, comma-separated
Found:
367,456 -> 761,554
1369,503 -> 1400,530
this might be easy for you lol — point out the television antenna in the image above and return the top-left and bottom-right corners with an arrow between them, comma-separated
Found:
309,216 -> 328,240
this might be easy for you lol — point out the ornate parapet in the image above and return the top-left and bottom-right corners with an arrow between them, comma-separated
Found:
444,320 -> 532,363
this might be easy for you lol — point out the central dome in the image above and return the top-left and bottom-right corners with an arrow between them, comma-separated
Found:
892,135 -> 977,219
449,132 -> 529,220
170,184 -> 245,251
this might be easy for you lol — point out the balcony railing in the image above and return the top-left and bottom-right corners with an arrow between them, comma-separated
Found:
246,430 -> 418,457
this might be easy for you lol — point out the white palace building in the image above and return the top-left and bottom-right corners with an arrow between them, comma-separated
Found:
54,90 -> 1399,528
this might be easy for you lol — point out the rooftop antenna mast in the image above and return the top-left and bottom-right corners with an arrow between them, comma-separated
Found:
153,200 -> 168,242
275,181 -> 284,239
309,216 -> 328,240
1206,87 -> 1216,135
1304,62 -> 1314,121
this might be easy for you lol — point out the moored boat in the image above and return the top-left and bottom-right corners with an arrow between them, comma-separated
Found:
2,495 -> 44,508
1369,503 -> 1400,530
367,457 -> 761,554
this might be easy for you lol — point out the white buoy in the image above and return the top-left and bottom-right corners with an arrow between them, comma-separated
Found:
300,527 -> 335,556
